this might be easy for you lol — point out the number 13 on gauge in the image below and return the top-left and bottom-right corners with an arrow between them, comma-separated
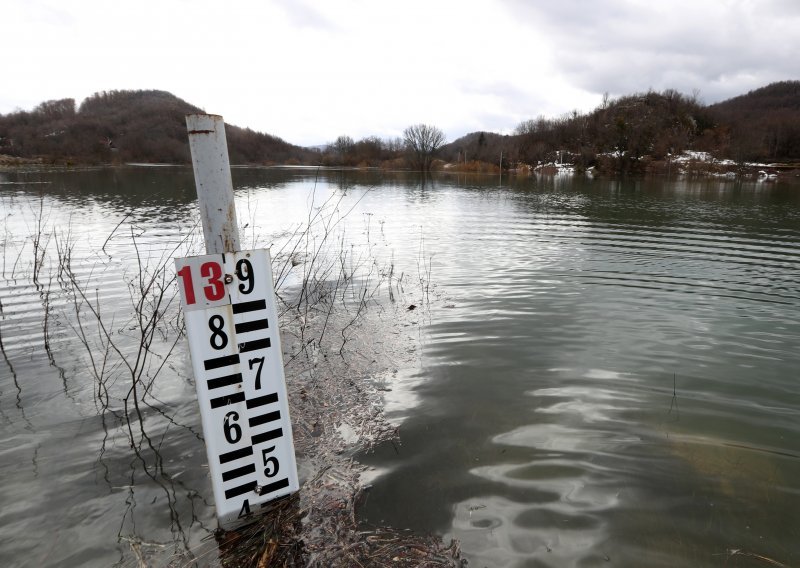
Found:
175,249 -> 298,529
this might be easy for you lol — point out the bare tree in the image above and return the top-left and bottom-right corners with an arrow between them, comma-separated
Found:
403,124 -> 446,171
330,135 -> 355,163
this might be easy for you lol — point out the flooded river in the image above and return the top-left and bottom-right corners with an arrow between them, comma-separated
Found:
1,167 -> 799,567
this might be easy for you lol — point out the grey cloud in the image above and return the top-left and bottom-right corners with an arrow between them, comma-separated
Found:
499,0 -> 800,103
454,79 -> 559,127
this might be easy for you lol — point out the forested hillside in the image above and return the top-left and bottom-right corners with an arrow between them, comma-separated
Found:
0,90 -> 314,165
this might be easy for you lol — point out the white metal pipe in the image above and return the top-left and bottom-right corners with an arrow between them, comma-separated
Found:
186,114 -> 240,254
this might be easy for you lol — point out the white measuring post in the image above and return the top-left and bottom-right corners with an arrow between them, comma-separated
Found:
187,114 -> 240,255
177,115 -> 299,529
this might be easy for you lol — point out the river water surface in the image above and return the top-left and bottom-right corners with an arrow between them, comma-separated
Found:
1,167 -> 799,567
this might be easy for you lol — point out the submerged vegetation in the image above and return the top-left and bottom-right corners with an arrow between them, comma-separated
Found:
1,82 -> 799,175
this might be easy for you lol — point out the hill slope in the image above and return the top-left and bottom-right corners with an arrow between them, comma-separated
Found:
708,81 -> 800,162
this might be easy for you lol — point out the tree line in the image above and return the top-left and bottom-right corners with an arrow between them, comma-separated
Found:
316,125 -> 446,171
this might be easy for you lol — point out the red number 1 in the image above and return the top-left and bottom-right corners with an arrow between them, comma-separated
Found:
177,265 -> 196,305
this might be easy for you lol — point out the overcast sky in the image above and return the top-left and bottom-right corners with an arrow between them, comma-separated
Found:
3,0 -> 798,147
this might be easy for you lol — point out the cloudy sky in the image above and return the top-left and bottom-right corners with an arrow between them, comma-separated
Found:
3,0 -> 798,146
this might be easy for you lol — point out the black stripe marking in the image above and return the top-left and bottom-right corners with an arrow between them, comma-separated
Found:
232,300 -> 267,314
239,337 -> 271,353
258,477 -> 290,496
252,428 -> 283,445
246,393 -> 278,409
210,391 -> 245,408
249,410 -> 281,428
235,319 -> 269,334
204,354 -> 240,370
225,480 -> 257,499
222,463 -> 256,482
219,446 -> 253,464
207,373 -> 242,390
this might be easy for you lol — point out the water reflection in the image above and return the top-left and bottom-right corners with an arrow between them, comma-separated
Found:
355,173 -> 800,567
442,367 -> 645,564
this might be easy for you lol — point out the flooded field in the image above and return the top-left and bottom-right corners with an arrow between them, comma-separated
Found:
1,167 -> 800,567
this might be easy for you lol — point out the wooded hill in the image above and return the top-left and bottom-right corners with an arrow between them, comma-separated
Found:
1,82 -> 799,172
0,90 -> 315,165
441,81 -> 800,174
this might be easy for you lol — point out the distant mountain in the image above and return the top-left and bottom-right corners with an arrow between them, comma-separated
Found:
0,89 -> 315,165
440,131 -> 516,165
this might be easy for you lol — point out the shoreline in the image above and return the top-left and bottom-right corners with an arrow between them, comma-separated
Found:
3,153 -> 798,181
